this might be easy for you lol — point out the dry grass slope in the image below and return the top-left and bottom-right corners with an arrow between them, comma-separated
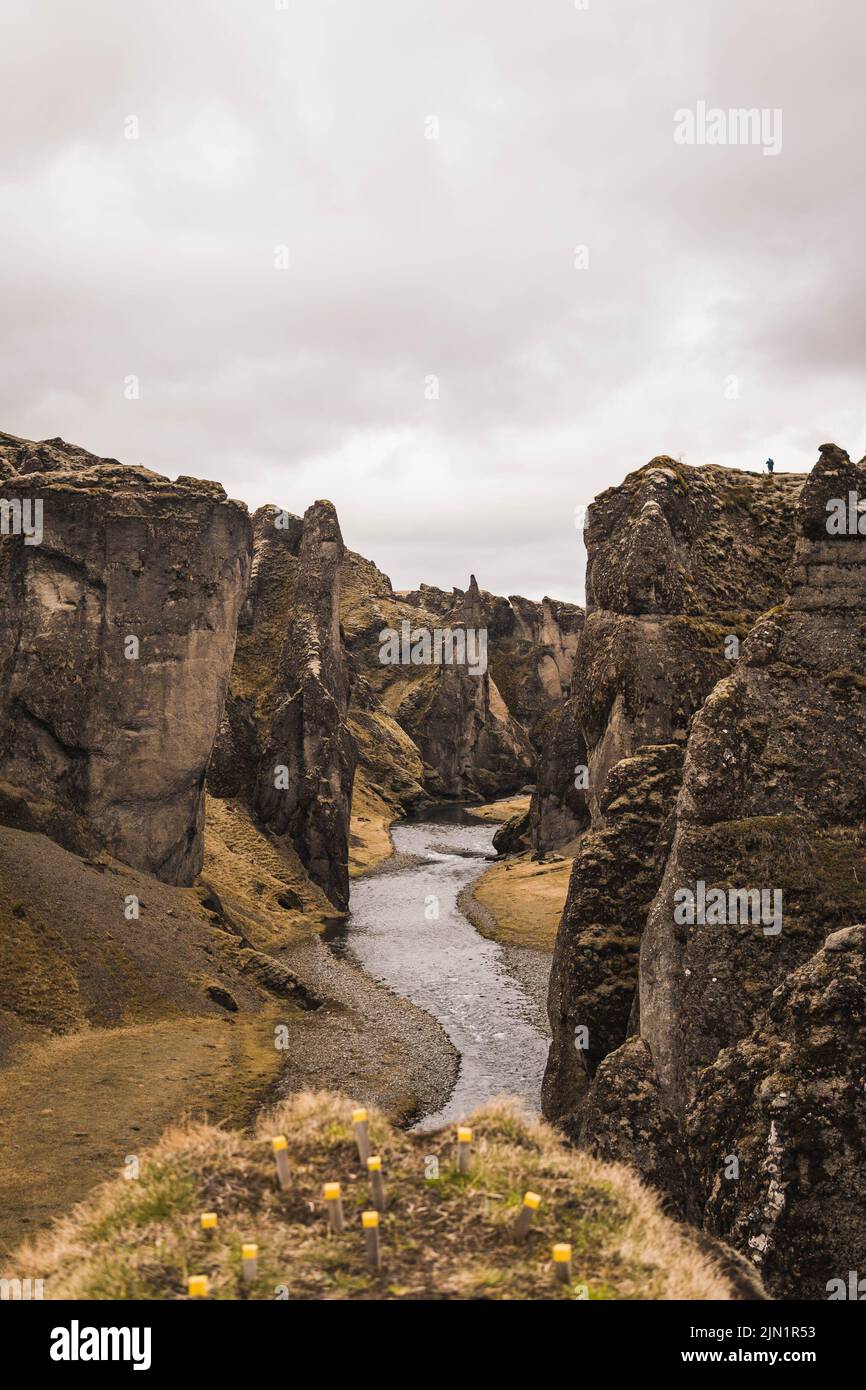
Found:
470,856 -> 573,951
12,1092 -> 740,1301
202,795 -> 334,944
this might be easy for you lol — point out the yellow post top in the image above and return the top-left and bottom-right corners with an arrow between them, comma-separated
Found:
353,1108 -> 368,1125
242,1244 -> 258,1260
553,1243 -> 572,1263
362,1211 -> 380,1229
324,1182 -> 341,1199
188,1275 -> 209,1297
367,1155 -> 382,1172
457,1126 -> 472,1143
523,1192 -> 541,1210
272,1135 -> 288,1151
200,1212 -> 218,1229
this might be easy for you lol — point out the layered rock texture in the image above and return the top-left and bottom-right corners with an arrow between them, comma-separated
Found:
567,458 -> 802,825
526,701 -> 589,852
394,577 -> 536,801
486,592 -> 583,749
542,742 -> 684,1132
0,433 -> 250,884
0,427 -> 564,910
210,502 -> 356,910
341,561 -> 580,804
691,924 -> 866,1300
543,458 -> 803,1132
554,444 -> 866,1298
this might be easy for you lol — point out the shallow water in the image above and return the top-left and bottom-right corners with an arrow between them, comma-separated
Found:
337,810 -> 550,1129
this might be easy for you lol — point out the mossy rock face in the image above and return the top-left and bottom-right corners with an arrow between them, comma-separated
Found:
640,816 -> 866,1098
340,563 -> 581,803
581,445 -> 866,1300
579,1039 -> 696,1221
559,457 -> 799,845
690,925 -> 866,1300
544,459 -> 802,1113
209,503 -> 356,911
528,701 -> 589,852
586,459 -> 802,618
637,546 -> 866,1113
542,744 -> 683,1127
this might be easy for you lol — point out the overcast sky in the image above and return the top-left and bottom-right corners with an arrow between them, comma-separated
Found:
1,1 -> 864,603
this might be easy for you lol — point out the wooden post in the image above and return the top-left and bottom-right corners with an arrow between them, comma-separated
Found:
367,1155 -> 386,1211
272,1134 -> 291,1190
242,1243 -> 258,1281
552,1243 -> 573,1286
353,1108 -> 370,1165
200,1212 -> 218,1237
513,1191 -> 541,1239
457,1126 -> 472,1175
188,1275 -> 209,1298
362,1210 -> 381,1270
324,1182 -> 345,1233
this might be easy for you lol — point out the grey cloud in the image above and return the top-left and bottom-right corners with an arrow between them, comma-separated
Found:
1,0 -> 864,604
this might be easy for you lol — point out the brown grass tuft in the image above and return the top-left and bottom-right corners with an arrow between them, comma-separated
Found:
5,1091 -> 741,1301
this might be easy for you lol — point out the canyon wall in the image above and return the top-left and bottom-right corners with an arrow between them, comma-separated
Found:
394,577 -> 535,800
0,433 -> 250,885
526,701 -> 589,852
342,561 -> 579,803
553,444 -> 866,1298
0,432 -> 553,891
542,457 -> 803,1134
209,501 -> 356,910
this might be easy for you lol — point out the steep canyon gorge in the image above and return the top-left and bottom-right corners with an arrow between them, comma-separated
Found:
1,429 -> 864,1301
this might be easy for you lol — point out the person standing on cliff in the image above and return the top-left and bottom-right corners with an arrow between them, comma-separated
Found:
765,457 -> 775,474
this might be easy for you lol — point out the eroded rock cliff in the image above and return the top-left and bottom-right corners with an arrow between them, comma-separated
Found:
341,562 -> 578,803
395,578 -> 535,801
691,924 -> 866,1300
577,444 -> 866,1298
210,501 -> 356,910
0,434 -> 250,884
543,457 -> 803,1133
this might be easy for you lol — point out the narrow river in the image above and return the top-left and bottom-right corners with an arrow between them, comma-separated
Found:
335,807 -> 550,1129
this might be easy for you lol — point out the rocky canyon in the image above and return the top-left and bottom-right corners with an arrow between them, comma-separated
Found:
1,428 -> 863,1304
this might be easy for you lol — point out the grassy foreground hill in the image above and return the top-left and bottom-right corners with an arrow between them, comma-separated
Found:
10,1092 -> 757,1301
